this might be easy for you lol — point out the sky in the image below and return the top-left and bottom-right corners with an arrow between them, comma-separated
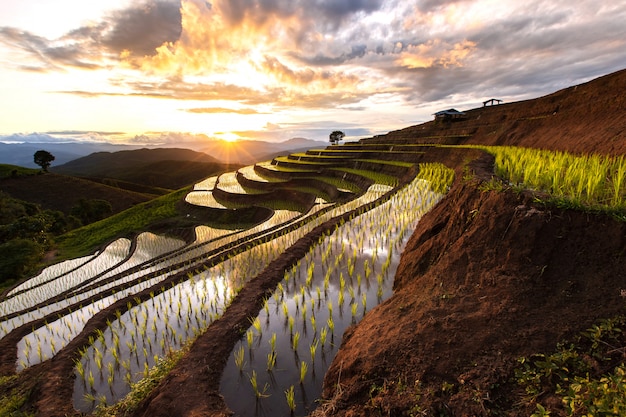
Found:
0,0 -> 625,146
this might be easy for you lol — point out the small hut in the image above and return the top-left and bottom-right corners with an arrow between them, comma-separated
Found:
482,98 -> 503,107
433,108 -> 467,122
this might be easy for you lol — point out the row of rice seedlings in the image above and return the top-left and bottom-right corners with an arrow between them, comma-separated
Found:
2,182 -> 403,345
184,190 -> 230,209
330,167 -> 399,187
215,172 -> 251,194
0,238 -> 133,319
73,269 -> 235,412
72,175 -> 419,410
10,167 -> 410,409
7,182 -> 338,376
15,268 -> 177,370
238,164 -> 283,183
476,146 -> 626,210
82,233 -> 185,289
417,162 -> 456,194
256,160 -> 316,174
4,199 -> 325,344
7,253 -> 97,296
220,176 -> 444,415
192,175 -> 219,191
8,205 -> 297,335
274,156 -> 336,166
72,209 -> 343,410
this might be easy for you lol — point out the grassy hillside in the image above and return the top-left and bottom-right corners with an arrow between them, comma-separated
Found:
0,170 -> 152,215
52,148 -> 241,190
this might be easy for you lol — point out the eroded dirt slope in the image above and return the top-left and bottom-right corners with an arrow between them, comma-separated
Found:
319,156 -> 626,416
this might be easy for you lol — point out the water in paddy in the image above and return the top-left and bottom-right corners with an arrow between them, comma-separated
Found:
219,190 -> 432,416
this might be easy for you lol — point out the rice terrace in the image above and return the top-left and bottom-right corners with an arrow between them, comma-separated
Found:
1,68 -> 626,417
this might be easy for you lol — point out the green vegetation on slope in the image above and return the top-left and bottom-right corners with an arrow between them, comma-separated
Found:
444,145 -> 626,216
331,167 -> 399,187
0,164 -> 40,178
515,316 -> 626,416
0,191 -> 79,287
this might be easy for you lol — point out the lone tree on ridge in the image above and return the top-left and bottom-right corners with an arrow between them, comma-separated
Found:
329,130 -> 345,146
34,150 -> 55,172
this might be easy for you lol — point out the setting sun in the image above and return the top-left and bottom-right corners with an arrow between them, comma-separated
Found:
218,132 -> 240,142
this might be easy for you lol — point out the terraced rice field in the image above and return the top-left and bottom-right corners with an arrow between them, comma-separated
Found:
0,144 -> 454,415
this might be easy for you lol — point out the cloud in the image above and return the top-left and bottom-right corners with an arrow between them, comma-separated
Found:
183,107 -> 266,114
0,27 -> 102,71
2,0 -> 625,124
101,1 -> 182,57
0,0 -> 182,71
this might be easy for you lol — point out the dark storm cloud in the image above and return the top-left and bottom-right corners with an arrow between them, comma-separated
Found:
102,1 -> 182,56
0,0 -> 182,71
218,0 -> 384,29
292,44 -> 367,66
365,1 -> 626,105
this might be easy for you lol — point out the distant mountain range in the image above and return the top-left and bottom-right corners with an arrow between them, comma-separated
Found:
51,148 -> 237,190
0,137 -> 328,168
197,137 -> 328,164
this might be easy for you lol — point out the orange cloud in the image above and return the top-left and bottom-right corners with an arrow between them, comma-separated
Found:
397,39 -> 476,69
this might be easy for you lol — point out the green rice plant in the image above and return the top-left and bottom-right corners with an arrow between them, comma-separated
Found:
351,302 -> 358,320
416,162 -> 455,194
269,332 -> 277,353
234,345 -> 245,372
471,145 -> 626,211
288,316 -> 295,335
251,317 -> 262,336
292,331 -> 300,351
310,340 -> 318,363
266,351 -> 277,372
88,370 -> 95,390
248,370 -> 270,399
327,317 -> 335,334
285,385 -> 296,414
299,361 -> 308,384
75,358 -> 85,380
320,327 -> 328,347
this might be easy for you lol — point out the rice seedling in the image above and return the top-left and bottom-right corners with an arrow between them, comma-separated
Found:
327,317 -> 335,334
249,370 -> 270,399
244,330 -> 254,350
299,361 -> 308,384
310,340 -> 318,363
266,351 -> 277,372
285,385 -> 296,414
234,345 -> 246,372
320,327 -> 328,348
251,317 -> 263,336
269,332 -> 277,353
292,331 -> 300,351
288,316 -> 295,335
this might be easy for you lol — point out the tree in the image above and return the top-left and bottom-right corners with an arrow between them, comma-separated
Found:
71,198 -> 112,224
329,130 -> 345,146
34,150 -> 55,172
